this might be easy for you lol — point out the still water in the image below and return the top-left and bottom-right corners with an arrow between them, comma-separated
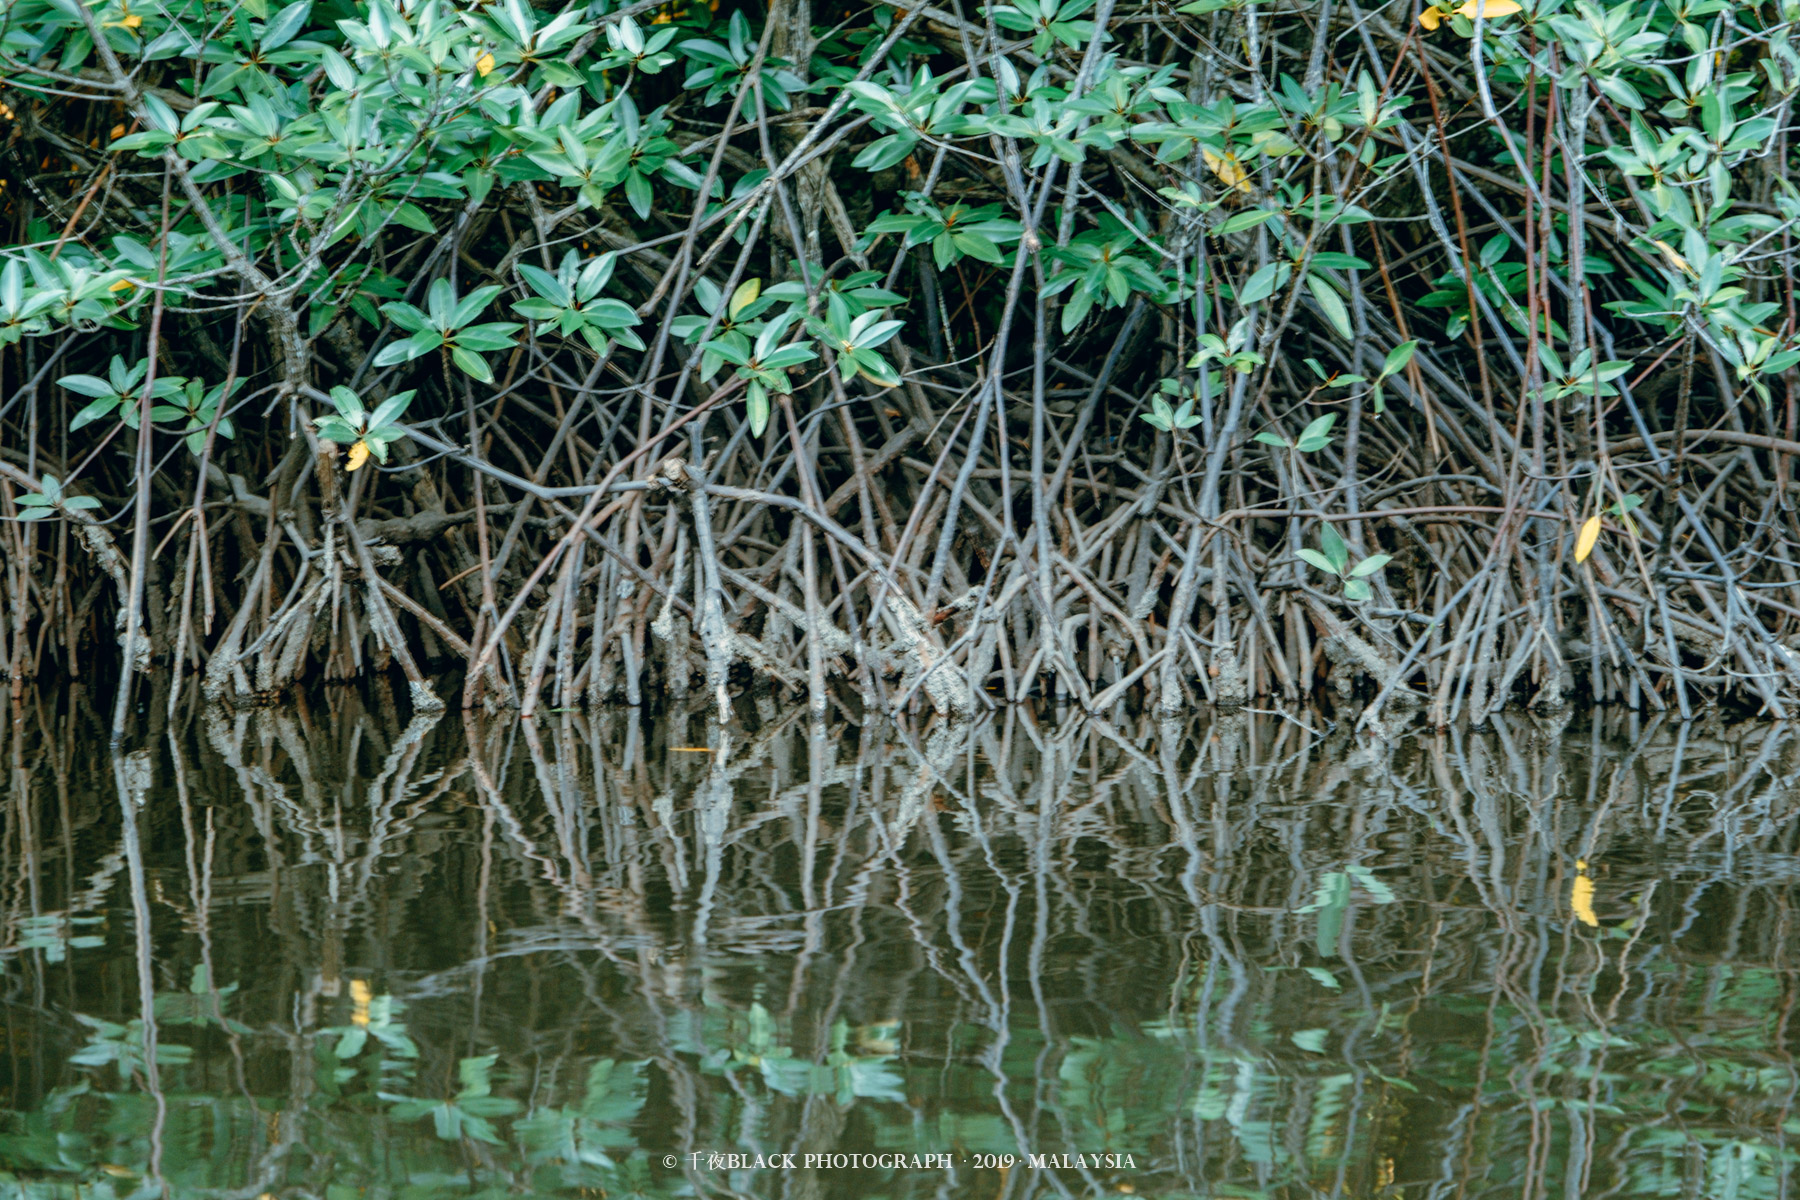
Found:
0,696 -> 1796,1198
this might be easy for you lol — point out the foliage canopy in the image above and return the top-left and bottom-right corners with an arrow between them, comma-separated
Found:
4,0 -> 1800,720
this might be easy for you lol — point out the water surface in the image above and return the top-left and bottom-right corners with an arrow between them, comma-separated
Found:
1,699 -> 1796,1198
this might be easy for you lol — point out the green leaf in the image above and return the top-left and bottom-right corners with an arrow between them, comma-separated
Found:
388,202 -> 435,235
70,397 -> 122,431
335,1027 -> 369,1059
852,133 -> 919,172
1304,966 -> 1341,990
451,286 -> 504,329
1295,413 -> 1337,453
706,339 -> 751,368
450,346 -> 494,382
1218,209 -> 1280,234
852,349 -> 902,388
382,303 -> 431,334
867,212 -> 925,236
260,0 -> 313,50
1291,1028 -> 1329,1053
1060,288 -> 1096,332
58,374 -> 118,399
1320,523 -> 1349,574
516,263 -> 566,306
1238,262 -> 1290,306
1306,273 -> 1353,339
846,316 -> 904,350
1479,232 -> 1511,268
746,386 -> 770,437
1296,548 -> 1338,574
1310,871 -> 1350,956
1381,339 -> 1419,378
367,390 -> 415,430
328,386 -> 365,423
314,416 -> 361,444
624,170 -> 653,220
110,131 -> 177,152
759,345 -> 815,370
372,341 -> 418,368
1349,553 -> 1391,578
951,231 -> 1004,264
454,323 -> 521,352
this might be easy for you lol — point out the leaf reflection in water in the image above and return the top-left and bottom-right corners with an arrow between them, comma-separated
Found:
0,699 -> 1795,1199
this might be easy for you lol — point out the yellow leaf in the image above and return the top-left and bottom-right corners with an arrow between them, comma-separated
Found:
350,978 -> 371,1026
346,441 -> 370,472
1454,0 -> 1521,17
1202,149 -> 1251,194
1574,514 -> 1601,563
109,123 -> 126,139
109,277 -> 136,292
1418,6 -> 1443,29
475,51 -> 495,76
121,11 -> 141,26
1652,239 -> 1690,274
728,277 -> 761,319
1572,860 -> 1599,927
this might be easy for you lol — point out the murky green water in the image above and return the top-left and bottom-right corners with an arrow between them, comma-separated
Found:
1,699 -> 1797,1199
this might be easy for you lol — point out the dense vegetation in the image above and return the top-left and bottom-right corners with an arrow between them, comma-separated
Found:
4,0 -> 1800,726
